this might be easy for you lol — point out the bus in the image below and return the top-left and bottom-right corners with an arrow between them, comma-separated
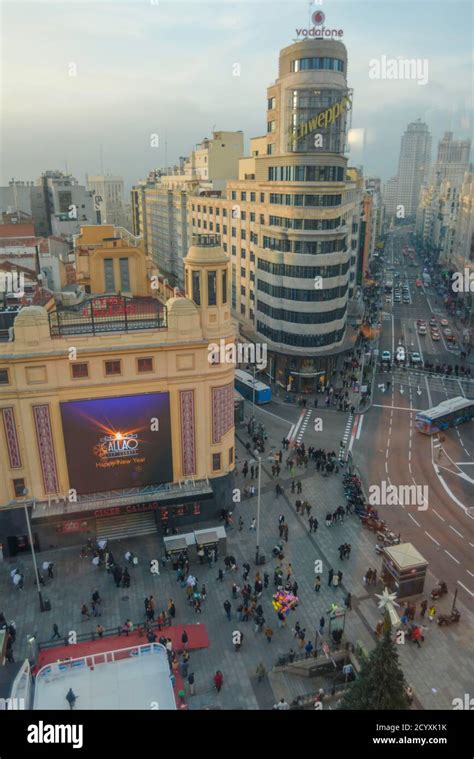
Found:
415,397 -> 474,434
234,390 -> 245,424
234,369 -> 272,404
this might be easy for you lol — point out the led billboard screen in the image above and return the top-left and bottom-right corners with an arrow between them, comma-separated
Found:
60,393 -> 173,495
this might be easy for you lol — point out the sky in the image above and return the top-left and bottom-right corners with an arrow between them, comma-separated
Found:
1,0 -> 473,190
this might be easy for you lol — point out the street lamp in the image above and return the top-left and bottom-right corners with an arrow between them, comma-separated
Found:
255,455 -> 262,566
22,490 -> 47,612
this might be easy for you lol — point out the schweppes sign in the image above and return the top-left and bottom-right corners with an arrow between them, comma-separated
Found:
289,92 -> 352,145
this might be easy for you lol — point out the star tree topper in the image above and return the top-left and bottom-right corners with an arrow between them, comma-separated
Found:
375,587 -> 401,628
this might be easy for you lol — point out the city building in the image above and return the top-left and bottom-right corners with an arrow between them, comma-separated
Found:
30,171 -> 96,239
87,175 -> 127,229
416,132 -> 471,260
140,132 -> 243,289
0,180 -> 35,217
382,176 -> 398,229
190,39 -> 362,392
0,234 -> 235,554
395,120 -> 431,219
74,224 -> 148,296
0,220 -> 70,293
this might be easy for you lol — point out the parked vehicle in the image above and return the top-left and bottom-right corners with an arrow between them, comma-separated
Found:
431,581 -> 448,599
437,609 -> 460,626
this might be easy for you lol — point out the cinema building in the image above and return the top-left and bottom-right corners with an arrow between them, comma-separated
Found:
191,39 -> 363,393
0,232 -> 236,555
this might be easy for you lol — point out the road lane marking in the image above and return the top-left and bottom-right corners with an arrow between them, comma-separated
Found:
425,531 -> 440,546
445,550 -> 460,564
432,509 -> 445,522
466,570 -> 474,578
449,525 -> 464,539
356,415 -> 364,440
457,581 -> 474,597
408,514 -> 421,527
373,404 -> 423,411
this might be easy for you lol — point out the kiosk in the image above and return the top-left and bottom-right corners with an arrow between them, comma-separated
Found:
381,542 -> 428,598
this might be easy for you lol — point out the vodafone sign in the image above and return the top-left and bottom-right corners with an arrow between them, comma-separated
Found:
296,11 -> 344,39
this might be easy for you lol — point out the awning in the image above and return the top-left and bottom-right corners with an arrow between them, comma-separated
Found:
194,529 -> 220,546
163,536 -> 189,554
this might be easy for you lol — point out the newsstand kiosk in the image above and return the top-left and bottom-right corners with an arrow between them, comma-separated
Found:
381,542 -> 428,598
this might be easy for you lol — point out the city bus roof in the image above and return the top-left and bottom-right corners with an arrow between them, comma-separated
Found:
234,369 -> 269,392
416,396 -> 472,421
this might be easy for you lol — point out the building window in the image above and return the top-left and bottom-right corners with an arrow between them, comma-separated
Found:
240,269 -> 246,280
260,193 -> 265,202
241,192 -> 247,201
0,368 -> 9,384
231,191 -> 237,200
222,270 -> 227,304
208,271 -> 217,306
241,229 -> 246,240
267,121 -> 276,133
268,97 -> 276,110
240,284 -> 246,295
212,453 -> 221,471
192,271 -> 201,305
267,143 -> 274,155
105,360 -> 121,376
223,225 -> 227,234
229,446 -> 234,464
223,209 -> 227,217
241,211 -> 246,221
13,478 -> 26,497
250,212 -> 255,222
71,363 -> 89,379
119,258 -> 130,291
241,249 -> 246,258
250,252 -> 255,262
216,208 -> 220,216
249,309 -> 254,320
104,258 -> 115,291
231,245 -> 236,256
260,214 -> 265,224
216,223 -> 220,232
240,303 -> 245,314
137,357 -> 153,373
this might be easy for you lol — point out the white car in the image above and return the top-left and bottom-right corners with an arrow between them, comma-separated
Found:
411,352 -> 422,365
418,325 -> 427,335
381,351 -> 391,364
396,347 -> 406,363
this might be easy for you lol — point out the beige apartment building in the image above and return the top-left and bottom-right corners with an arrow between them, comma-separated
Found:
0,233 -> 235,555
190,39 -> 361,392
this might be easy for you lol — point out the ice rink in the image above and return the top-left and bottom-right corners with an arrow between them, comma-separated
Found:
33,643 -> 176,710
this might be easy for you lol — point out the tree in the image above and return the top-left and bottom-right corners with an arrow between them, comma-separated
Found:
338,614 -> 409,710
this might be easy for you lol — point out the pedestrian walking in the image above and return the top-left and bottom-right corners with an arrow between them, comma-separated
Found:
47,562 -> 54,579
328,568 -> 334,587
338,570 -> 343,584
65,688 -> 77,710
314,575 -> 321,592
187,672 -> 195,696
420,599 -> 428,618
332,574 -> 340,588
297,481 -> 302,494
344,593 -> 352,611
428,605 -> 436,622
304,640 -> 314,658
96,624 -> 105,638
51,623 -> 61,640
80,603 -> 90,621
256,662 -> 266,683
168,599 -> 176,618
217,568 -> 224,582
250,518 -> 257,531
319,616 -> 325,636
223,600 -> 232,620
181,629 -> 189,649
298,629 -> 306,648
371,569 -> 377,585
213,670 -> 224,692
264,626 -> 273,643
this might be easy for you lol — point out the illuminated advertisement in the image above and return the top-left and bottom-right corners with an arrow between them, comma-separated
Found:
289,91 -> 352,151
60,393 -> 173,494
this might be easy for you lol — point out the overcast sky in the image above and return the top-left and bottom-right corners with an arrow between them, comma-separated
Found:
1,0 -> 472,190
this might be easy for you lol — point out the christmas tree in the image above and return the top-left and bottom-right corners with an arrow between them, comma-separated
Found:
339,589 -> 409,710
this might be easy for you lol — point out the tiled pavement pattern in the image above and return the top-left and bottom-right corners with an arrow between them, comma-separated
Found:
1,432 -> 473,710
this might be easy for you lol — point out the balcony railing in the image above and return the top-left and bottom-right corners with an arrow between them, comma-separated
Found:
49,295 -> 167,337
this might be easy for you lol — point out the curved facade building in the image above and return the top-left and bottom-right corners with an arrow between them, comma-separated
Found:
191,39 -> 362,392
